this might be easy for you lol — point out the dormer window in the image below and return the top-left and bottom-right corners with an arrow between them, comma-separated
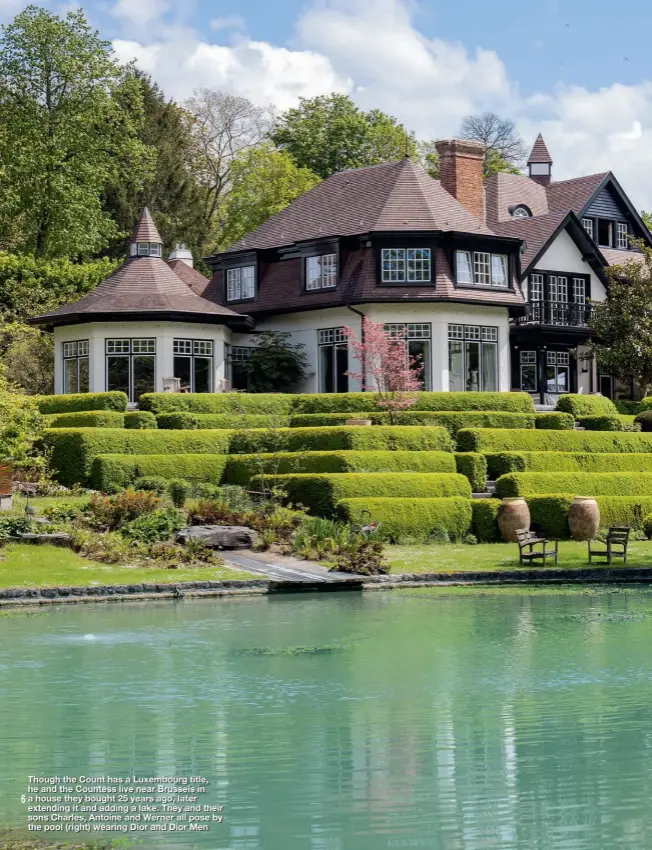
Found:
511,205 -> 532,219
131,242 -> 162,257
381,248 -> 431,283
226,265 -> 256,301
456,251 -> 509,287
305,253 -> 337,290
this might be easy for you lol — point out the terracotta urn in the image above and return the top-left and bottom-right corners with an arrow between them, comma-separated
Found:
498,497 -> 531,543
569,496 -> 600,541
345,419 -> 372,426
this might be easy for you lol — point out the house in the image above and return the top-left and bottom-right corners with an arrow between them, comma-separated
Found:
29,136 -> 649,402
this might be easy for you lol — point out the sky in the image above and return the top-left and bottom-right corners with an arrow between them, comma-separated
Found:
3,0 -> 652,207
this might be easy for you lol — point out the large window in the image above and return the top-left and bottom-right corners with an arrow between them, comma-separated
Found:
456,251 -> 508,287
546,351 -> 570,394
226,266 -> 255,301
381,249 -> 431,283
106,338 -> 155,402
529,273 -> 544,301
318,328 -> 349,393
448,325 -> 498,392
305,254 -> 337,290
225,345 -> 252,391
383,323 -> 432,390
520,351 -> 537,393
63,340 -> 89,394
173,339 -> 213,393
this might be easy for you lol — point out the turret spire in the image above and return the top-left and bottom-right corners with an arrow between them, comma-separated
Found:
129,207 -> 163,257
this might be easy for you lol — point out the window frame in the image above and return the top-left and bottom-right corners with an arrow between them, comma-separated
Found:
546,350 -> 571,394
383,323 -> 432,390
447,324 -> 499,392
225,264 -> 257,303
105,337 -> 156,403
304,252 -> 338,292
519,350 -> 538,393
62,339 -> 90,395
616,222 -> 629,250
455,250 -> 511,288
173,338 -> 214,393
317,327 -> 349,393
379,247 -> 433,285
225,344 -> 252,391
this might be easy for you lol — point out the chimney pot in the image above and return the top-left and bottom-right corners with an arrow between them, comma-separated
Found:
435,139 -> 485,222
168,242 -> 194,268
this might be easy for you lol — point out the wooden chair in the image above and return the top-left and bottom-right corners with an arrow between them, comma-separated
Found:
515,528 -> 559,566
588,527 -> 631,565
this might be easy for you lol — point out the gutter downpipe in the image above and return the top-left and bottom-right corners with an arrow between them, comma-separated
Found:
346,304 -> 366,391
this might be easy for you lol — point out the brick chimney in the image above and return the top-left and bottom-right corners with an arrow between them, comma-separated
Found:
435,139 -> 485,222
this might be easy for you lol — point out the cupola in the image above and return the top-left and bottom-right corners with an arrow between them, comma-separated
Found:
129,206 -> 164,258
527,134 -> 553,187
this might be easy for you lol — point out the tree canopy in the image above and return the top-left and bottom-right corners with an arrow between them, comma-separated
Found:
459,112 -> 526,177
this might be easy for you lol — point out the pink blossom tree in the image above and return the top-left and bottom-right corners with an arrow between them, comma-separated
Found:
342,319 -> 424,423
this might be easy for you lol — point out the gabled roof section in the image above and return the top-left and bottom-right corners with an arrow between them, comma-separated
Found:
131,207 -> 163,243
528,134 -> 553,164
485,172 -> 549,226
220,158 -> 492,254
545,172 -> 609,214
167,259 -> 210,297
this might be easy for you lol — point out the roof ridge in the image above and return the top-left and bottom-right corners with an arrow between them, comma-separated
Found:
373,159 -> 435,230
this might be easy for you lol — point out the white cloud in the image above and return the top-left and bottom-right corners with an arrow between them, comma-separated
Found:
209,15 -> 245,31
111,0 -> 169,30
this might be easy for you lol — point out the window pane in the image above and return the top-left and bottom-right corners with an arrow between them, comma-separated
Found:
465,342 -> 481,391
194,340 -> 212,356
226,268 -> 240,301
521,364 -> 537,392
617,223 -> 628,249
474,253 -> 490,285
107,356 -> 130,395
597,219 -> 612,247
456,251 -> 473,284
174,339 -> 192,355
306,256 -> 321,290
573,278 -> 586,304
481,343 -> 498,391
335,344 -> 349,393
409,340 -> 430,390
556,367 -> 569,393
322,253 -> 337,287
529,273 -> 544,301
241,266 -> 255,298
546,366 -> 557,393
381,248 -> 405,283
406,248 -> 431,283
582,218 -> 594,238
174,356 -> 192,392
64,359 -> 78,394
319,345 -> 335,393
194,357 -> 212,393
491,255 -> 508,287
448,341 -> 464,392
133,355 -> 155,401
78,358 -> 89,393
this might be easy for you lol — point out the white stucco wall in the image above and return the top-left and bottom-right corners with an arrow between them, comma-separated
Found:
522,227 -> 606,302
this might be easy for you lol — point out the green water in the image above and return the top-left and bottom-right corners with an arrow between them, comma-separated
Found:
3,588 -> 652,848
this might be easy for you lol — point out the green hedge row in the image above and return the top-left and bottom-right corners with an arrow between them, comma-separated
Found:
528,495 -> 652,538
535,412 -> 575,430
485,451 -> 652,479
471,500 -> 501,543
454,453 -> 487,492
288,411 -> 536,432
45,411 -> 125,429
271,472 -> 471,517
577,415 -> 623,431
45,425 -> 453,486
90,454 -> 229,492
124,411 -> 157,429
36,391 -> 128,414
156,412 -> 290,430
458,428 -> 652,454
223,450 -> 457,487
139,390 -> 535,415
556,393 -> 617,417
496,471 -> 652,498
336,497 -> 473,542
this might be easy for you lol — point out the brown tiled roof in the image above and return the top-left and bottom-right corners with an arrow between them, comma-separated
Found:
485,172 -> 549,226
600,248 -> 646,267
131,207 -> 163,243
31,256 -> 247,327
528,134 -> 553,164
222,158 -> 492,253
493,211 -> 568,272
546,173 -> 608,214
167,259 -> 210,296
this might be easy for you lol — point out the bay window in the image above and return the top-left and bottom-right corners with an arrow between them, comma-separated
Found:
318,328 -> 349,393
173,339 -> 213,393
381,248 -> 431,283
226,266 -> 255,301
63,340 -> 89,394
448,325 -> 498,392
106,338 -> 155,402
383,323 -> 431,389
456,251 -> 509,287
306,254 -> 337,290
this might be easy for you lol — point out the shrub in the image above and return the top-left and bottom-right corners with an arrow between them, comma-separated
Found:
168,479 -> 191,508
289,410 -> 536,433
637,397 -> 652,413
0,514 -> 33,538
486,451 -> 652,477
36,391 -> 128,414
484,452 -> 528,479
139,392 -> 294,415
124,411 -> 157,430
527,495 -> 574,539
527,494 -> 652,537
223,450 -> 456,486
454,453 -> 487,492
616,400 -> 641,415
0,380 -> 44,462
535,412 -> 574,430
337,497 -> 473,543
635,411 -> 652,431
471,500 -> 501,543
229,425 -> 453,455
90,454 -> 229,493
577,415 -> 623,431
271,472 -> 471,517
457,428 -> 652,454
291,391 -> 535,414
121,507 -> 186,544
44,411 -> 125,428
89,489 -> 161,531
44,429 -> 232,487
134,476 -> 169,495
332,539 -> 389,575
644,513 -> 652,539
496,471 -> 652,498
157,412 -> 290,430
556,393 -> 618,417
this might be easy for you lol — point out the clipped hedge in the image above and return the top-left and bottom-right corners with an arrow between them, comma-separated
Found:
454,453 -> 487,492
496,471 -> 652,498
527,494 -> 652,538
139,392 -> 294,415
289,410 -> 536,433
577,415 -> 623,431
37,391 -> 128,414
90,454 -> 229,492
535,412 -> 574,430
228,426 -> 453,455
270,472 -> 471,517
556,393 -> 617,417
157,412 -> 290,430
616,400 -> 642,415
471,499 -> 501,543
485,451 -> 652,479
337,497 -> 473,542
458,428 -> 652,454
44,411 -> 125,429
292,391 -> 535,414
124,411 -> 157,430
223,450 -> 456,487
43,428 -> 232,486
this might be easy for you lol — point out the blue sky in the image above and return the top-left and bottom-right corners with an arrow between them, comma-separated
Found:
3,0 -> 652,205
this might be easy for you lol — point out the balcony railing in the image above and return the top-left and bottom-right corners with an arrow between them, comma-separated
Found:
514,301 -> 592,328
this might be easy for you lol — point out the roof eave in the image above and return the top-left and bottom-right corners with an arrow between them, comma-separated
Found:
29,309 -> 254,331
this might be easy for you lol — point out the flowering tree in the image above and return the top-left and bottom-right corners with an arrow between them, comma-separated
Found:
342,319 -> 423,422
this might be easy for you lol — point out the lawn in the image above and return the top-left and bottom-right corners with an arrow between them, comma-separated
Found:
387,539 -> 652,574
0,544 -> 255,589
12,493 -> 90,513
